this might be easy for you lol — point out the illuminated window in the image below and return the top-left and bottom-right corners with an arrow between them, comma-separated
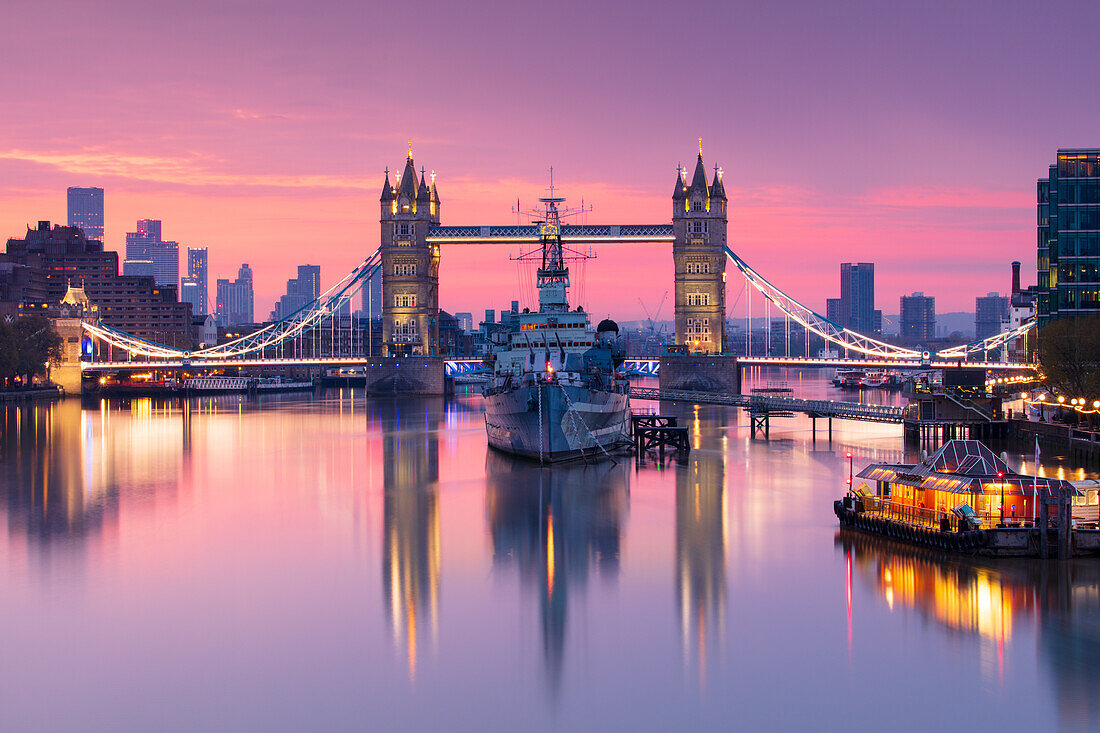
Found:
687,292 -> 709,306
395,294 -> 417,308
393,263 -> 416,276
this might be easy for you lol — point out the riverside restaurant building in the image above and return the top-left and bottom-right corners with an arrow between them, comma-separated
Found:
854,440 -> 1078,528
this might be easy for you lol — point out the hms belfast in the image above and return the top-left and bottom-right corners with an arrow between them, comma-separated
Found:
483,193 -> 630,462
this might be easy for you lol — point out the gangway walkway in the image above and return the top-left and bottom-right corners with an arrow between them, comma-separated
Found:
629,386 -> 905,423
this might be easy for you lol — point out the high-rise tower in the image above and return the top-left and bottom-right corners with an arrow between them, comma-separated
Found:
380,148 -> 441,356
673,147 -> 728,354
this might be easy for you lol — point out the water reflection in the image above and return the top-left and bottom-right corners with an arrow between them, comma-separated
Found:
676,449 -> 727,680
838,532 -> 1100,729
0,401 -> 117,549
485,452 -> 629,694
379,397 -> 442,680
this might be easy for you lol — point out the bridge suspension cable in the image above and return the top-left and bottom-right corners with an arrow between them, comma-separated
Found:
723,245 -> 1036,361
82,249 -> 382,360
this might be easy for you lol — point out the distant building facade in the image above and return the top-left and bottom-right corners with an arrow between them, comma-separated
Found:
673,150 -> 728,354
900,292 -> 936,345
66,187 -> 104,241
827,263 -> 881,335
272,264 -> 320,320
1037,149 -> 1100,323
4,221 -> 192,345
215,263 -> 254,327
975,292 -> 1009,340
124,219 -> 179,290
181,247 -> 208,316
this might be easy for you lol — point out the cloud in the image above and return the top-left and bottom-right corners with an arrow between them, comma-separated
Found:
0,148 -> 373,191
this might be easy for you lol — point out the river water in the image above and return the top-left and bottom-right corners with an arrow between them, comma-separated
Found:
1,372 -> 1097,732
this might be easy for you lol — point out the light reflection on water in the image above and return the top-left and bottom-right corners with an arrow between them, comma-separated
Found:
0,376 -> 1097,731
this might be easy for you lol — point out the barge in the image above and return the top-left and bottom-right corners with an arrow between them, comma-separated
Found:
835,439 -> 1100,558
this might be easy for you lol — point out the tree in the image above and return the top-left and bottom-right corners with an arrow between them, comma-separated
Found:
1036,314 -> 1100,414
0,315 -> 62,385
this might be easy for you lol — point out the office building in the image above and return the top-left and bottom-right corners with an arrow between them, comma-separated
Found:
272,264 -> 320,320
975,292 -> 1009,340
1037,149 -> 1100,323
215,263 -> 254,326
124,219 -> 179,290
825,263 -> 881,335
66,187 -> 104,241
454,312 -> 473,332
183,247 -> 208,315
3,221 -> 192,345
900,292 -> 936,345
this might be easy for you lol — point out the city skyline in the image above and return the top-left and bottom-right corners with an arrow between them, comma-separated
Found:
3,1 -> 1099,319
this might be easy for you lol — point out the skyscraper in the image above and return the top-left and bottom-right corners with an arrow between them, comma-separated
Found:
215,263 -> 254,327
272,264 -> 320,320
975,292 -> 1009,340
900,292 -> 936,344
826,263 -> 881,335
1037,149 -> 1100,323
124,219 -> 179,290
181,247 -> 208,315
66,187 -> 104,241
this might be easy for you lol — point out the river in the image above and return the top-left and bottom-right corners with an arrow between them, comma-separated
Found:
0,371 -> 1097,731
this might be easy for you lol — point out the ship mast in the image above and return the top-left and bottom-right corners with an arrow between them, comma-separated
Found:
512,168 -> 594,314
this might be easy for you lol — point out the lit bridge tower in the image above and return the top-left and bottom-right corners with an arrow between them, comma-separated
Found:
673,144 -> 728,354
380,146 -> 441,356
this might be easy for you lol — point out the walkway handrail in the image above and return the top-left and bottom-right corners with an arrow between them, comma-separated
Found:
629,386 -> 905,423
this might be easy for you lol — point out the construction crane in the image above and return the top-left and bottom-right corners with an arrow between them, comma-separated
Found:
638,290 -> 669,335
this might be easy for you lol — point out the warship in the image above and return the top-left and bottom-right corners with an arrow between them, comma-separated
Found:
483,193 -> 630,462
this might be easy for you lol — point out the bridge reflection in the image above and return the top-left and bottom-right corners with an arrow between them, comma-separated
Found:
838,532 -> 1100,728
378,397 -> 442,680
485,453 -> 629,695
676,448 -> 727,680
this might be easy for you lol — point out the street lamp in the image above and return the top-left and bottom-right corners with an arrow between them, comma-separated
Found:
846,452 -> 853,495
997,470 -> 1005,526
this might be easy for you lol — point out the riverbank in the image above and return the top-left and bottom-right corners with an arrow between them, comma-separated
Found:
0,387 -> 62,402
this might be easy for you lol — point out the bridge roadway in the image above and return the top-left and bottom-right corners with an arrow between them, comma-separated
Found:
629,386 -> 906,423
82,355 -> 1035,377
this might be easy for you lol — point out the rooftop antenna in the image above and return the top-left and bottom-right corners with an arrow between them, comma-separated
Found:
548,165 -> 555,200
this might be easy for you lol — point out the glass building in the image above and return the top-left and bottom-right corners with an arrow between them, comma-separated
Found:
124,219 -> 179,290
1037,149 -> 1100,323
66,187 -> 104,241
900,292 -> 936,345
184,247 -> 208,315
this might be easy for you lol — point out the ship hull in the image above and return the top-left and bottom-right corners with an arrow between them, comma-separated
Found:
484,384 -> 630,462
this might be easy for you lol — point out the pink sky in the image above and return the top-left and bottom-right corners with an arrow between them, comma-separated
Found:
3,0 -> 1098,319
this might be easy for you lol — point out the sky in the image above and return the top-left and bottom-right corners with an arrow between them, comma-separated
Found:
2,0 -> 1098,320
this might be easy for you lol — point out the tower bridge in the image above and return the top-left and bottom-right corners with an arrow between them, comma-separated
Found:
78,145 -> 1038,389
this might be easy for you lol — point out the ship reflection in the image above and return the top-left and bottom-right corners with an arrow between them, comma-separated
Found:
485,452 -> 629,696
839,532 -> 1100,728
378,397 -> 442,680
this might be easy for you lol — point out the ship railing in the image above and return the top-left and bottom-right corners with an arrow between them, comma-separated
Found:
863,498 -> 960,532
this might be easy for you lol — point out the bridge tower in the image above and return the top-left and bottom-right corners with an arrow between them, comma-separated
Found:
380,147 -> 441,356
673,147 -> 727,354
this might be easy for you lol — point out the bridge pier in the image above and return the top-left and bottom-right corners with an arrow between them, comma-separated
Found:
659,354 -> 740,394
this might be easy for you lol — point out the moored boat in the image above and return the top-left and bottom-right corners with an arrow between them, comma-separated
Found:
483,192 -> 630,462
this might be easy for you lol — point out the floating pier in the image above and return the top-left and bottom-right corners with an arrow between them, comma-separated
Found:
631,413 -> 690,460
835,439 -> 1100,559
